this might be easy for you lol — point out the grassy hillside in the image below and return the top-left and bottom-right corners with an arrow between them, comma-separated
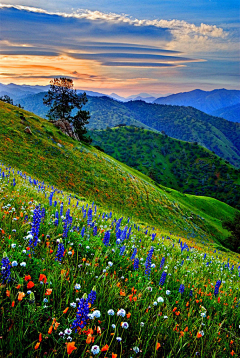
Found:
0,102 -> 240,357
17,93 -> 240,168
90,126 -> 240,209
0,101 -> 239,248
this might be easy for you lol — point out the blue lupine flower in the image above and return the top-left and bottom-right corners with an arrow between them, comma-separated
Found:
1,253 -> 11,284
133,257 -> 139,270
81,227 -> 85,238
130,248 -> 137,260
159,271 -> 167,286
203,253 -> 206,260
93,226 -> 97,236
119,245 -> 126,256
189,290 -> 193,297
54,211 -> 59,226
116,229 -> 122,242
29,206 -> 42,248
63,219 -> 70,238
87,208 -> 92,226
41,207 -> 45,221
88,289 -> 97,305
49,192 -> 54,206
179,284 -> 185,294
54,200 -> 57,207
120,227 -> 127,242
160,257 -> 165,270
72,294 -> 90,331
145,247 -> 154,277
214,280 -> 221,297
103,231 -> 111,246
55,241 -> 65,262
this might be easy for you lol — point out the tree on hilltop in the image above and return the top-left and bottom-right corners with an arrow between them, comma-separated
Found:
43,77 -> 92,144
0,95 -> 13,105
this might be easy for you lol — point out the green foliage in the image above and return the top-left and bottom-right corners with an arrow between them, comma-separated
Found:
0,94 -> 13,105
18,94 -> 240,167
90,127 -> 240,210
43,78 -> 91,143
222,212 -> 240,252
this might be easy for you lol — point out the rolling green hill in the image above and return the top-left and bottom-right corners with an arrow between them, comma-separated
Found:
0,101 -> 239,249
90,126 -> 240,209
17,93 -> 240,168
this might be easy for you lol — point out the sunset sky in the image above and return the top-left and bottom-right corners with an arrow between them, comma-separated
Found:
0,0 -> 239,96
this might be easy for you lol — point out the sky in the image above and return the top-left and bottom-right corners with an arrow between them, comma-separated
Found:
0,1 -> 239,96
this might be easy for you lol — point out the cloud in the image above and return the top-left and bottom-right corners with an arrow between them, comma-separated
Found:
101,62 -> 184,67
0,3 -> 238,93
0,5 -> 204,66
0,4 -> 230,50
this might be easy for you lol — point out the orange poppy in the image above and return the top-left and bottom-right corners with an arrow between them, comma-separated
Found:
86,335 -> 92,344
66,342 -> 77,355
112,354 -> 117,358
197,332 -> 202,338
18,292 -> 25,301
63,307 -> 69,314
54,322 -> 60,330
39,333 -> 42,342
34,342 -> 40,350
27,281 -> 35,289
101,345 -> 109,352
39,274 -> 47,283
156,342 -> 161,350
48,325 -> 53,334
6,290 -> 10,297
24,275 -> 31,281
45,289 -> 52,296
126,313 -> 131,318
11,301 -> 15,307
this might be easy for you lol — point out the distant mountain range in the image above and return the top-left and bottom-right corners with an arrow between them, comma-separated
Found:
211,103 -> 240,123
1,83 -> 239,122
0,82 -> 109,102
154,89 -> 240,117
4,91 -> 239,168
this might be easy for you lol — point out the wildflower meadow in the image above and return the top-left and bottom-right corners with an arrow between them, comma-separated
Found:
0,164 -> 239,357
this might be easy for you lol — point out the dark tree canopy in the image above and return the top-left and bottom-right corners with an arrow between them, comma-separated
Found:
43,78 -> 91,143
0,95 -> 13,105
222,212 -> 240,253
